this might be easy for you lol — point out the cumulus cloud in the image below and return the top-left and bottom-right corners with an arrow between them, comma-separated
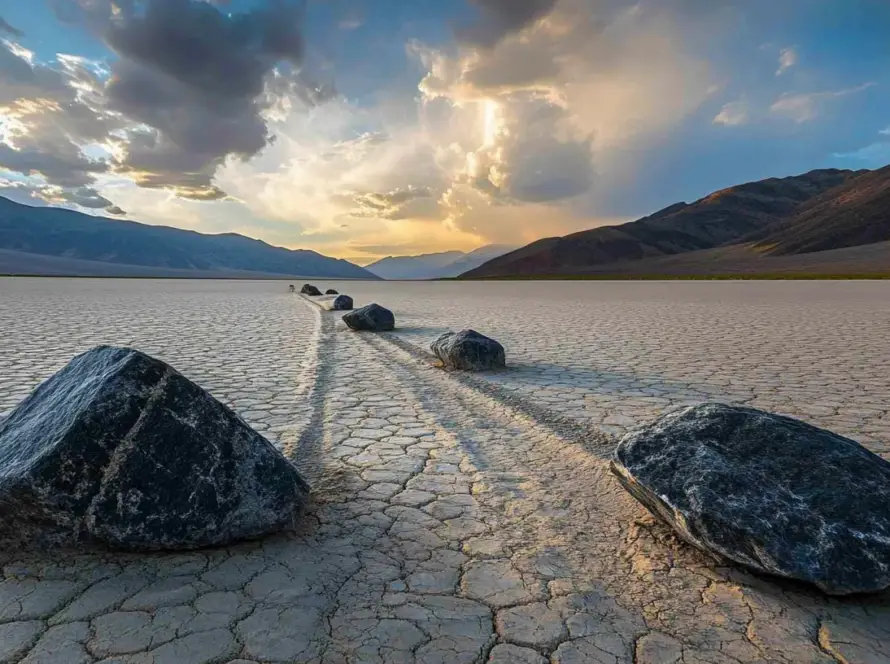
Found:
412,0 -> 718,242
444,94 -> 594,203
0,43 -> 71,105
74,0 -> 311,199
0,0 -> 323,211
347,186 -> 440,220
0,142 -> 108,188
38,185 -> 116,209
834,142 -> 890,163
833,125 -> 890,165
0,40 -> 129,213
776,47 -> 798,76
211,96 -> 480,259
458,0 -> 558,47
770,83 -> 875,123
203,0 -> 730,258
713,100 -> 749,126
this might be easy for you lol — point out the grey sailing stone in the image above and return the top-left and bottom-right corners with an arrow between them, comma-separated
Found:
300,284 -> 322,296
431,330 -> 505,371
343,304 -> 395,331
318,295 -> 354,311
0,346 -> 310,551
325,289 -> 339,295
611,402 -> 890,595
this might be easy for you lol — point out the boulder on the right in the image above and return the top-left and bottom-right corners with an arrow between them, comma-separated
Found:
611,403 -> 890,595
431,329 -> 505,371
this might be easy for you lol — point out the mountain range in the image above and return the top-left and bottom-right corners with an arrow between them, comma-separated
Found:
0,196 -> 377,279
463,166 -> 890,278
3,163 -> 887,280
366,244 -> 516,280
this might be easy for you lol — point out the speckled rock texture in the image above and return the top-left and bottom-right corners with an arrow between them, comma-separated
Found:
0,345 -> 310,552
432,330 -> 506,371
612,403 -> 890,595
300,284 -> 322,296
343,303 -> 395,331
325,289 -> 339,295
318,295 -> 354,311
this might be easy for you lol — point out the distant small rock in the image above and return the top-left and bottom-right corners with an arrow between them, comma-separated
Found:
319,294 -> 354,311
431,330 -> 506,371
0,346 -> 311,551
343,303 -> 395,331
611,403 -> 890,595
325,289 -> 339,295
300,284 -> 322,296
288,284 -> 295,293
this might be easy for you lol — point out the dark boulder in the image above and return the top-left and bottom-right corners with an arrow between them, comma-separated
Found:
343,303 -> 395,331
300,284 -> 322,296
319,294 -> 354,311
431,330 -> 506,371
325,289 -> 339,295
0,346 -> 310,551
611,403 -> 890,595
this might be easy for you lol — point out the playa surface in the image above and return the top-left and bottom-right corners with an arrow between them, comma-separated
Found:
0,278 -> 888,664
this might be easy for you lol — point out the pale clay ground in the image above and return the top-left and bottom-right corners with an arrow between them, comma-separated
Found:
0,278 -> 888,664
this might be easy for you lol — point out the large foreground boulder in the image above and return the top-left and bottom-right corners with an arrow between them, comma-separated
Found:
611,403 -> 890,595
318,294 -> 354,311
0,346 -> 310,551
300,284 -> 322,296
432,330 -> 505,371
343,303 -> 395,331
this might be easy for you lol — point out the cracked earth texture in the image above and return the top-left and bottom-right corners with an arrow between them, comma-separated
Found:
0,277 -> 887,664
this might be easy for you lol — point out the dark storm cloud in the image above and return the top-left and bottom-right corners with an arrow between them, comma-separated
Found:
45,0 -> 315,199
0,17 -> 24,38
0,40 -> 125,212
459,0 -> 558,47
0,144 -> 109,189
99,0 -> 308,198
56,186 -> 117,209
36,185 -> 124,215
104,0 -> 304,102
0,43 -> 69,104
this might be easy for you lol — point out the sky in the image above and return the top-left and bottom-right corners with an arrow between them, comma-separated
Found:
0,0 -> 888,265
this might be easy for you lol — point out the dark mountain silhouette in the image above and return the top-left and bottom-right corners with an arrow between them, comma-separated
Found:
462,167 -> 889,278
0,196 -> 378,279
752,164 -> 890,255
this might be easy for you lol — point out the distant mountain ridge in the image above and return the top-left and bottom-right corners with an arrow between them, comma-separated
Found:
463,167 -> 889,278
0,196 -> 377,279
367,244 -> 516,280
366,251 -> 465,280
753,165 -> 890,255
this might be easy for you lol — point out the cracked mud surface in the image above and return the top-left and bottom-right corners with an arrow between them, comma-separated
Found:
0,278 -> 888,663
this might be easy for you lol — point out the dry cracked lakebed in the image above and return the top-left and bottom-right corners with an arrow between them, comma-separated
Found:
0,278 -> 888,663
